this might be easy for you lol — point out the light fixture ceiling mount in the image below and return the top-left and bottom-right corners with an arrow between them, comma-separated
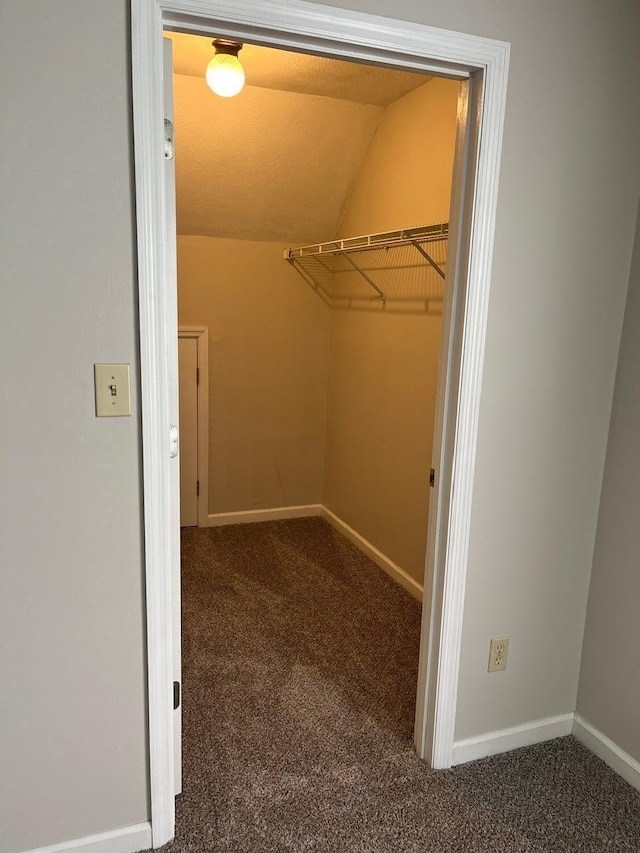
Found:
206,39 -> 245,98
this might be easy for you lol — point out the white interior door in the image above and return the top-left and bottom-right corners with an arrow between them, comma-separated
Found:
178,335 -> 198,527
163,36 -> 182,797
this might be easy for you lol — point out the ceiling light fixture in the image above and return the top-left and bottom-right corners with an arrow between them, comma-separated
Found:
206,40 -> 245,98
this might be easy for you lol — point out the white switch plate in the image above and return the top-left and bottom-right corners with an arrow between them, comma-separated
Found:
94,364 -> 131,417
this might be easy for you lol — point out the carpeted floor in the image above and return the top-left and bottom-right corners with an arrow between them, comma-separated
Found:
153,518 -> 640,852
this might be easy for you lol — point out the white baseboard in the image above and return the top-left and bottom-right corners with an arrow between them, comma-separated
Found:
451,713 -> 574,765
203,502 -> 423,602
206,504 -> 322,526
573,713 -> 640,793
22,822 -> 152,853
320,506 -> 423,602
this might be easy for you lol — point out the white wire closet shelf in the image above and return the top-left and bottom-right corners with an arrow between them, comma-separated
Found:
284,222 -> 448,310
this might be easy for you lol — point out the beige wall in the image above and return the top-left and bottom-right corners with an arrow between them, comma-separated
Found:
337,78 -> 459,235
3,0 -> 640,850
0,2 -> 149,853
576,202 -> 640,762
178,237 -> 331,514
323,78 -> 459,583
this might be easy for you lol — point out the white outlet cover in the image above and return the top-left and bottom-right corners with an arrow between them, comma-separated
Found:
488,637 -> 509,672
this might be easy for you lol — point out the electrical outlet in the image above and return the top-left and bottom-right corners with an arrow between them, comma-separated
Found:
488,637 -> 509,672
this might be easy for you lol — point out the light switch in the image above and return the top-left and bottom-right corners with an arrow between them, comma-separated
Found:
94,364 -> 131,417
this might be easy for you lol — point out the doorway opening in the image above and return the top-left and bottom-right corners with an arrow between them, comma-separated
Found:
131,1 -> 509,846
170,29 -> 459,835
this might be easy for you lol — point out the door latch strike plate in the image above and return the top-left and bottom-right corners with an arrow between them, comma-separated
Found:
173,681 -> 180,710
430,468 -> 435,487
170,424 -> 178,458
164,118 -> 174,160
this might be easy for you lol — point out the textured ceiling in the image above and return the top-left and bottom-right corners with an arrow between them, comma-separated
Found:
166,32 -> 429,106
173,76 -> 383,242
166,33 -> 432,242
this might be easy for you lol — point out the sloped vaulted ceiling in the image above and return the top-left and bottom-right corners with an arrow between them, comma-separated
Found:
166,33 -> 429,243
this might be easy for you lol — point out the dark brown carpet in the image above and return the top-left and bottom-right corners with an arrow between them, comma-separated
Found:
152,518 -> 640,852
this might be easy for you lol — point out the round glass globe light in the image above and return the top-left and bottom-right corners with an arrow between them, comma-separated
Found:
206,54 -> 245,98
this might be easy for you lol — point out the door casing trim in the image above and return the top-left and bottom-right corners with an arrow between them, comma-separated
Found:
131,0 -> 510,846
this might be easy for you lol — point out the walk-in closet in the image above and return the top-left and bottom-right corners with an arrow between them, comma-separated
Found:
168,30 -> 460,839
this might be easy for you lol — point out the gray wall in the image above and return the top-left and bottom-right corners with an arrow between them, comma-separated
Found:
0,2 -> 149,852
450,0 -> 640,734
2,0 -> 640,851
577,202 -> 640,763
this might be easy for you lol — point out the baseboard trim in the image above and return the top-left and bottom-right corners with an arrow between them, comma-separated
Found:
203,502 -> 423,601
22,822 -> 152,853
320,506 -> 423,602
451,713 -> 574,765
205,504 -> 322,526
573,713 -> 640,793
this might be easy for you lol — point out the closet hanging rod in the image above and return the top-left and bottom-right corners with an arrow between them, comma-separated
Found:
284,222 -> 448,261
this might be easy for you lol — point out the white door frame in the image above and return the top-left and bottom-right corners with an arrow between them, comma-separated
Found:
131,0 -> 509,846
178,326 -> 209,527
